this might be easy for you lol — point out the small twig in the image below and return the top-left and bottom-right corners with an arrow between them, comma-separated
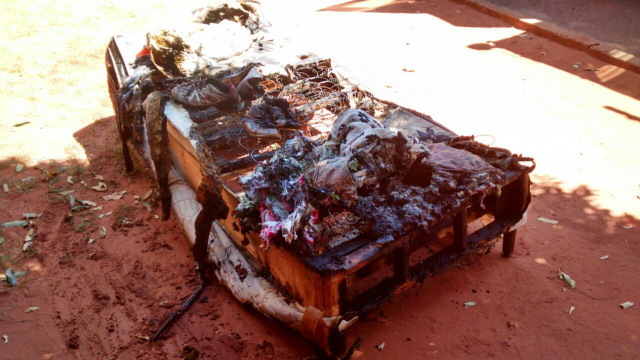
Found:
342,337 -> 361,360
151,274 -> 205,341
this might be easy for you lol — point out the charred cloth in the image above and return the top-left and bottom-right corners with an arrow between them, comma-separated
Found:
234,109 -> 514,256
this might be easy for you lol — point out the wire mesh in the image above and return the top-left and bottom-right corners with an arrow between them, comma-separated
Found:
184,59 -> 391,174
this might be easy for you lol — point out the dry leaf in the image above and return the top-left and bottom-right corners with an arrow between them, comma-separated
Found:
22,241 -> 33,252
24,306 -> 39,313
79,199 -> 97,207
2,335 -> 7,343
142,189 -> 153,200
622,225 -> 633,229
16,164 -> 24,173
98,211 -> 112,219
3,184 -> 8,193
91,182 -> 108,192
88,238 -> 96,244
2,220 -> 28,227
569,306 -> 575,315
136,334 -> 150,341
99,226 -> 107,238
142,202 -> 153,212
620,302 -> 634,309
23,213 -> 41,219
5,269 -> 27,286
102,190 -> 126,201
464,302 -> 476,307
538,217 -> 559,225
91,206 -> 103,211
600,255 -> 609,260
558,269 -> 576,289
67,176 -> 74,185
95,175 -> 104,181
402,68 -> 415,73
376,342 -> 385,350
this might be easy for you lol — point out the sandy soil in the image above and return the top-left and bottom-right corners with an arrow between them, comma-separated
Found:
1,0 -> 639,359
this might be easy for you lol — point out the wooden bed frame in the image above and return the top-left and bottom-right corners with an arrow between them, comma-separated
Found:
106,34 -> 529,343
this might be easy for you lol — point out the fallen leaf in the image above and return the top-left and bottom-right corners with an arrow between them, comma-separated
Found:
623,225 -> 633,229
158,300 -> 176,308
376,342 -> 385,351
142,189 -> 153,200
5,268 -> 27,286
13,121 -> 30,127
24,306 -> 39,313
538,217 -> 559,225
620,302 -> 634,309
558,269 -> 576,289
21,176 -> 34,183
136,334 -> 150,341
36,167 -> 55,181
142,202 -> 153,212
23,213 -> 42,219
464,302 -> 476,307
402,68 -> 415,72
569,306 -> 575,315
67,176 -> 74,185
25,228 -> 35,242
2,220 -> 28,228
100,226 -> 107,238
102,190 -> 126,201
583,68 -> 599,72
58,190 -> 74,196
91,182 -> 108,192
98,211 -> 112,219
69,194 -> 76,207
92,206 -> 104,211
22,241 -> 33,252
79,199 -> 97,207
3,184 -> 9,193
16,164 -> 24,173
2,335 -> 7,343
600,255 -> 609,260
95,175 -> 104,181
88,238 -> 96,244
154,214 -> 159,220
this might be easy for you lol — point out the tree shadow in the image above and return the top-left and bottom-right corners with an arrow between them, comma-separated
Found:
320,0 -> 509,28
346,174 -> 639,358
604,105 -> 640,122
319,0 -> 640,102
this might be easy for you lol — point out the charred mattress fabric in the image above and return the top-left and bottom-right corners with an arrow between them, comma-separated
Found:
235,109 -> 511,256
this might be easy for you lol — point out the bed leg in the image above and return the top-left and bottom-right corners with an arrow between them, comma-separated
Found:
502,229 -> 516,257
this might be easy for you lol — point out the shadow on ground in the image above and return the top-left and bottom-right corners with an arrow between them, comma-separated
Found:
0,117 -> 312,359
320,0 -> 640,103
2,115 -> 639,358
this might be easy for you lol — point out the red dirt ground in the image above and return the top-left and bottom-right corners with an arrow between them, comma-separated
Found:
1,0 -> 639,359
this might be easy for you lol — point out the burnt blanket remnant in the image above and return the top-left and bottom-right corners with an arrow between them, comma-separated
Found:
233,109 -> 531,256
